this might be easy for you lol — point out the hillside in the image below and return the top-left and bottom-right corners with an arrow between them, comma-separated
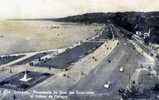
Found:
54,12 -> 159,44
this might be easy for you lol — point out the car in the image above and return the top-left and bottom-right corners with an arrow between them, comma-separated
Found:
104,81 -> 111,89
119,67 -> 124,72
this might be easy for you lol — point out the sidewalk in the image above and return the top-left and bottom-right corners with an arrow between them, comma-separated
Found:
30,39 -> 119,90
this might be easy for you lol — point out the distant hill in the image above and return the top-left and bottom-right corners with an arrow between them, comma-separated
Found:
54,12 -> 159,44
54,13 -> 113,23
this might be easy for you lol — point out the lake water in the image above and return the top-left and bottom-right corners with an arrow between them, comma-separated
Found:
0,21 -> 103,55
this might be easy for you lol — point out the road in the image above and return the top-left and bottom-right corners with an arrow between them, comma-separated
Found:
0,24 -> 156,100
68,38 -> 144,100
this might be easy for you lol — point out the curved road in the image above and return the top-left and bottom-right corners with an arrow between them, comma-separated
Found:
68,39 -> 144,100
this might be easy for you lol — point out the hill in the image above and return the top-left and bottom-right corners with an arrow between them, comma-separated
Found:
54,12 -> 159,44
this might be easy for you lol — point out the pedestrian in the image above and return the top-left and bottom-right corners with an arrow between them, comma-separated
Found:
13,94 -> 16,100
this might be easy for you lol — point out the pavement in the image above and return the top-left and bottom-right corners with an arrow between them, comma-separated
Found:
68,38 -> 143,100
0,38 -> 118,100
0,24 -> 158,100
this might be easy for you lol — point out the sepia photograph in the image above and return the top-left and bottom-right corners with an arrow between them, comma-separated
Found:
0,0 -> 159,100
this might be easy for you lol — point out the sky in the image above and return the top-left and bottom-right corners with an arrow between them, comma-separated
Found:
0,0 -> 159,19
